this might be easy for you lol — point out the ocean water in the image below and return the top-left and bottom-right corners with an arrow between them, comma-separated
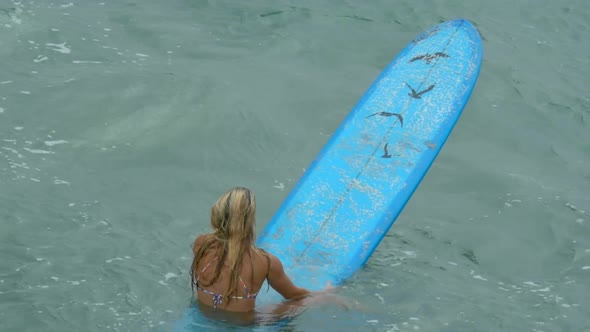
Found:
1,0 -> 589,331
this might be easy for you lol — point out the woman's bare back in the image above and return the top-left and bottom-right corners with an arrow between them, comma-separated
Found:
195,247 -> 269,312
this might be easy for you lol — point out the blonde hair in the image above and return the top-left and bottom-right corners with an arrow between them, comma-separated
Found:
190,187 -> 260,301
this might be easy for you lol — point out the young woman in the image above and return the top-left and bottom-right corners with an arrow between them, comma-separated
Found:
190,187 -> 311,313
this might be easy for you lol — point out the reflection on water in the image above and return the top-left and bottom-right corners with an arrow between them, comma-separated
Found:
175,300 -> 305,331
176,291 -> 355,331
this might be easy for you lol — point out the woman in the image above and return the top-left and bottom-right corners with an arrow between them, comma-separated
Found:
190,187 -> 311,314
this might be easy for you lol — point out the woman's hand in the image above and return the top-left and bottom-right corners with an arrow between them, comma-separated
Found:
297,281 -> 356,310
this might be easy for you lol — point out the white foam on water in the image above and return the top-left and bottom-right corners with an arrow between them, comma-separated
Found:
23,148 -> 54,154
67,280 -> 85,285
473,275 -> 488,281
0,107 -> 4,113
53,179 -> 70,185
105,257 -> 124,263
524,281 -> 540,287
374,293 -> 385,304
384,323 -> 400,331
582,266 -> 590,270
72,60 -> 102,64
9,162 -> 29,169
164,273 -> 177,280
46,43 -> 71,54
273,181 -> 285,190
136,53 -> 149,57
402,250 -> 416,257
60,2 -> 74,8
531,287 -> 551,292
33,55 -> 48,63
30,178 -> 41,182
19,91 -> 30,95
2,147 -> 22,158
9,13 -> 22,25
44,140 -> 68,146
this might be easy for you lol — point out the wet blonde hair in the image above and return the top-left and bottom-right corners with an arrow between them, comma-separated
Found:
190,187 -> 263,301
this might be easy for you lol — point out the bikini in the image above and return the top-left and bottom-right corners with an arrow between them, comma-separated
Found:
194,258 -> 259,309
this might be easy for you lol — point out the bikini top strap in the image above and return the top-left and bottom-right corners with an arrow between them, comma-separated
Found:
258,248 -> 271,279
196,257 -> 217,282
238,275 -> 249,292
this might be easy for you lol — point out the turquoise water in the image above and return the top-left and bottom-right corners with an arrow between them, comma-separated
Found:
1,0 -> 589,331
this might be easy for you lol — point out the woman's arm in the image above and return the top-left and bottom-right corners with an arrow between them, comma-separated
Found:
267,254 -> 310,300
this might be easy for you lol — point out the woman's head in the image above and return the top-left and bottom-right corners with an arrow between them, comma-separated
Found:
191,187 -> 260,300
210,187 -> 256,245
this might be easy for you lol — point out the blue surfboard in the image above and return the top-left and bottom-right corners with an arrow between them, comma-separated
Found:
256,18 -> 483,293
174,18 -> 482,330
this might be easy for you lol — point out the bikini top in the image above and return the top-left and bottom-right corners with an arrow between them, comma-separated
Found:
194,258 -> 259,309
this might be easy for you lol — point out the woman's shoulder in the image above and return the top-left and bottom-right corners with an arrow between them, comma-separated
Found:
194,234 -> 208,245
248,247 -> 271,265
254,248 -> 286,271
193,234 -> 217,253
253,247 -> 271,258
